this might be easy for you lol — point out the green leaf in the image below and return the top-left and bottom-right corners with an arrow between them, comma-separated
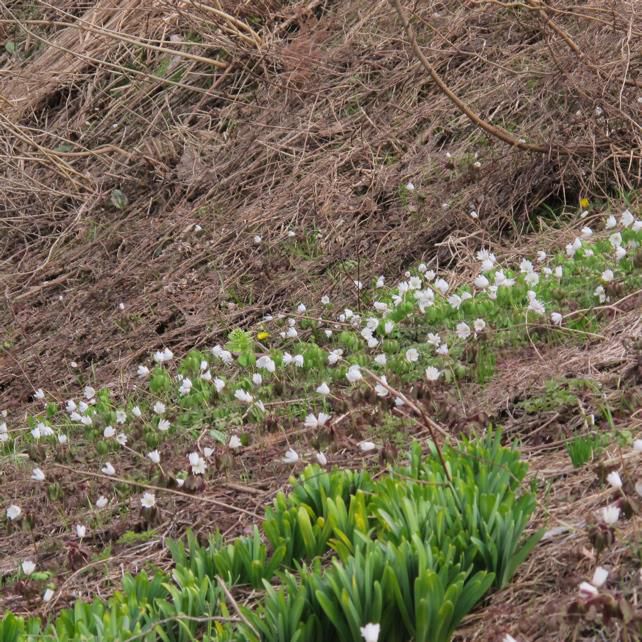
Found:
110,188 -> 128,210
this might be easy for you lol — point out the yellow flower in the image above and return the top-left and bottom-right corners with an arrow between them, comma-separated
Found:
257,331 -> 270,341
579,197 -> 589,209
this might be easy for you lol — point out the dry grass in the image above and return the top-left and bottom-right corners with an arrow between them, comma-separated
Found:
1,0 -> 640,410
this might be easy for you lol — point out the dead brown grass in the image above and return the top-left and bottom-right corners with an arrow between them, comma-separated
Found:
0,0 -> 640,412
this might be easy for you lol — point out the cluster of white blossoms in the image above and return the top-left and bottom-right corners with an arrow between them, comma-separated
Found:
4,207 -> 641,609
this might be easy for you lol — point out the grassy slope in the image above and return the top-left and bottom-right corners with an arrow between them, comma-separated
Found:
1,0 -> 641,640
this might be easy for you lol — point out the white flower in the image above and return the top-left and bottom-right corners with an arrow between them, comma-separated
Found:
103,426 -> 115,439
591,566 -> 609,588
434,278 -> 449,294
201,370 -> 212,382
147,450 -> 161,464
456,322 -> 471,340
102,462 -> 116,476
282,448 -> 299,464
293,354 -> 304,368
609,232 -> 622,248
405,348 -> 419,363
58,434 -> 68,445
425,366 -> 441,382
360,622 -> 380,642
578,581 -> 598,599
132,406 -> 142,418
328,349 -> 343,365
615,246 -> 627,261
346,365 -> 363,383
527,294 -> 545,316
519,259 -> 533,274
405,181 -> 415,191
474,274 -> 489,289
116,433 -> 127,446
6,504 -> 21,520
358,441 -> 376,452
551,312 -> 563,326
473,318 -> 486,334
502,635 -> 518,642
605,214 -> 617,229
158,418 -> 171,432
376,275 -> 385,288
76,524 -> 87,539
448,294 -> 462,310
621,209 -> 634,227
83,386 -> 96,400
179,378 -> 193,395
154,348 -> 174,363
426,333 -> 441,347
316,382 -> 330,396
581,226 -> 593,238
253,235 -> 262,244
606,471 -> 622,489
633,439 -> 642,452
31,468 -> 45,481
34,388 -> 45,400
80,415 -> 93,426
252,373 -> 263,386
602,269 -> 614,282
65,399 -> 77,413
115,410 -> 127,424
229,435 -> 242,449
256,356 -> 276,373
537,250 -> 547,262
566,238 -> 581,257
297,303 -> 306,314
375,376 -> 389,397
137,365 -> 150,378
374,353 -> 387,366
524,271 -> 539,286
594,285 -> 607,303
321,295 -> 331,305
153,401 -> 166,415
214,378 -> 225,393
22,560 -> 36,575
601,504 -> 620,525
469,210 -> 479,219
140,492 -> 156,509
234,389 -> 253,403
286,326 -> 298,338
188,452 -> 207,475
436,343 -> 449,355
204,447 -> 214,457
96,496 -> 108,508
304,412 -> 331,429
316,452 -> 328,466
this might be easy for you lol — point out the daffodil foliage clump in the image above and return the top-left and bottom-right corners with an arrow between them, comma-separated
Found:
1,433 -> 542,641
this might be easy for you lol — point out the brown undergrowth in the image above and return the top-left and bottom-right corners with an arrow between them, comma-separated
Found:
1,0 -> 640,409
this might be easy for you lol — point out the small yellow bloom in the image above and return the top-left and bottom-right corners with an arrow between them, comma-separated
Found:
579,197 -> 589,209
257,331 -> 269,341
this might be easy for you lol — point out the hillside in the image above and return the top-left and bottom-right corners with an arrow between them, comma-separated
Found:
1,1 -> 641,640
